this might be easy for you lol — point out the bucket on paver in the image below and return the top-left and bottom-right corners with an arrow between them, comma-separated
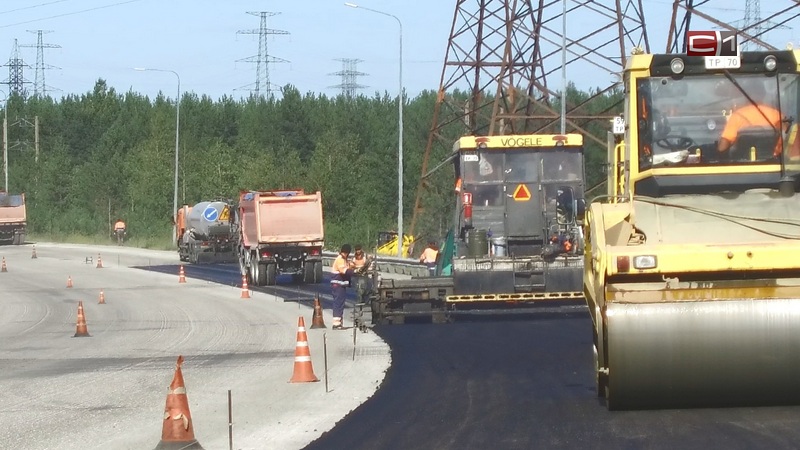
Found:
491,237 -> 507,257
467,230 -> 489,257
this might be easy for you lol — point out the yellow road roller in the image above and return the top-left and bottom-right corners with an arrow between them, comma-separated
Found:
585,48 -> 800,409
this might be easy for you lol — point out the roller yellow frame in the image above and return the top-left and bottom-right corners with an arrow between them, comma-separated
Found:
585,49 -> 800,410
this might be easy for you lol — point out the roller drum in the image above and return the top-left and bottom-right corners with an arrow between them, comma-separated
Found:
606,299 -> 800,409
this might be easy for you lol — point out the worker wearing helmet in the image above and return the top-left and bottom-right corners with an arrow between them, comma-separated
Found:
330,244 -> 354,330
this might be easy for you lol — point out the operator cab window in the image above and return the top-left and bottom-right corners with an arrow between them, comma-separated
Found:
636,74 -> 800,169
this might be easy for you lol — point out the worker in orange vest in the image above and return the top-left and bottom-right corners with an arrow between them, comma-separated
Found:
419,241 -> 439,277
330,244 -> 354,330
113,219 -> 127,245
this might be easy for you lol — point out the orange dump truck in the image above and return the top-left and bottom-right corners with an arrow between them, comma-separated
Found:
0,192 -> 26,245
236,190 -> 325,286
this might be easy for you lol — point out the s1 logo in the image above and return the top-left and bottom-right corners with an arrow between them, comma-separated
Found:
687,31 -> 738,57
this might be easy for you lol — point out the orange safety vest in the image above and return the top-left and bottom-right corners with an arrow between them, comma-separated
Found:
114,221 -> 126,231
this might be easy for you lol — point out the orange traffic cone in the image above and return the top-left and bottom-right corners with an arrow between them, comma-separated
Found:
66,276 -> 73,288
178,265 -> 186,284
31,245 -> 37,259
156,356 -> 202,449
1,257 -> 6,272
240,274 -> 251,299
96,253 -> 103,269
310,295 -> 326,329
289,316 -> 319,383
73,301 -> 90,337
98,290 -> 106,305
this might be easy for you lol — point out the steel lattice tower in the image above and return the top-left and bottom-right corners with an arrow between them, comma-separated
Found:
237,11 -> 289,98
1,39 -> 31,98
408,0 -> 650,239
667,0 -> 799,53
329,58 -> 368,97
21,30 -> 60,97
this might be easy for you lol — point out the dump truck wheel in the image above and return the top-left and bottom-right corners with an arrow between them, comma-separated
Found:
313,261 -> 323,283
302,262 -> 315,284
265,263 -> 277,286
255,263 -> 267,286
249,261 -> 259,286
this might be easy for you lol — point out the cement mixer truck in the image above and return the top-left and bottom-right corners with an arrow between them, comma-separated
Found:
175,200 -> 238,264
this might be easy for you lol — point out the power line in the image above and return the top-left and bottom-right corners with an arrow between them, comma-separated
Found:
328,58 -> 368,98
21,29 -> 60,97
236,11 -> 289,99
1,39 -> 31,98
0,0 -> 143,29
0,0 -> 70,16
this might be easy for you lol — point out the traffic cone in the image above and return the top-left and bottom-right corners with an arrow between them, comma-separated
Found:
31,245 -> 37,259
155,356 -> 202,450
96,253 -> 103,269
240,274 -> 251,299
98,290 -> 106,305
1,257 -> 6,272
310,295 -> 326,329
66,276 -> 73,288
178,265 -> 186,284
73,301 -> 90,337
289,316 -> 319,383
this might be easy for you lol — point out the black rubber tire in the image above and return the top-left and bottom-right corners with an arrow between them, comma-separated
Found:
302,262 -> 315,284
313,261 -> 324,283
255,263 -> 267,286
265,263 -> 277,286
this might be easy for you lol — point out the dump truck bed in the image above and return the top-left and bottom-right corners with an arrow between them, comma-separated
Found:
239,191 -> 324,247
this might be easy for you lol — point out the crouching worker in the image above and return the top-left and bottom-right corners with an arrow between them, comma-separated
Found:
330,244 -> 354,330
351,245 -> 375,305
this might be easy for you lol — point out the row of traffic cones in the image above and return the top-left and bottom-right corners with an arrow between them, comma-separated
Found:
0,245 -> 39,269
153,316 -> 321,448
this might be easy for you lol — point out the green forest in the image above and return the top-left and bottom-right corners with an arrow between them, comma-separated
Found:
4,79 -> 621,252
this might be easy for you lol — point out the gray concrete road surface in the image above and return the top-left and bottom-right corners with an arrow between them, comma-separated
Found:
0,242 -> 389,450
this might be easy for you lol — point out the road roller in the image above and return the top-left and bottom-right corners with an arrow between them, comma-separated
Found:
585,47 -> 800,409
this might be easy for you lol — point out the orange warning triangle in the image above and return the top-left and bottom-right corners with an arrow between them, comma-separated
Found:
513,184 -> 531,201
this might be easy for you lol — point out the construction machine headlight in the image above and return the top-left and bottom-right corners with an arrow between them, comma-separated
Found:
670,58 -> 685,75
764,55 -> 777,71
633,255 -> 657,270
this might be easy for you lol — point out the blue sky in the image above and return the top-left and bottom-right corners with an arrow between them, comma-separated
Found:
0,0 -> 798,102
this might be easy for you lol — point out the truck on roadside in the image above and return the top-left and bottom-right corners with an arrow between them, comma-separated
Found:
175,200 -> 238,264
0,192 -> 26,245
236,190 -> 325,286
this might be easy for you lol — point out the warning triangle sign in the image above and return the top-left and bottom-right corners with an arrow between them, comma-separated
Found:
512,184 -> 531,201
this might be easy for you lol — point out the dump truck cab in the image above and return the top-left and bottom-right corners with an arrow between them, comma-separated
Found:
586,49 -> 800,409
